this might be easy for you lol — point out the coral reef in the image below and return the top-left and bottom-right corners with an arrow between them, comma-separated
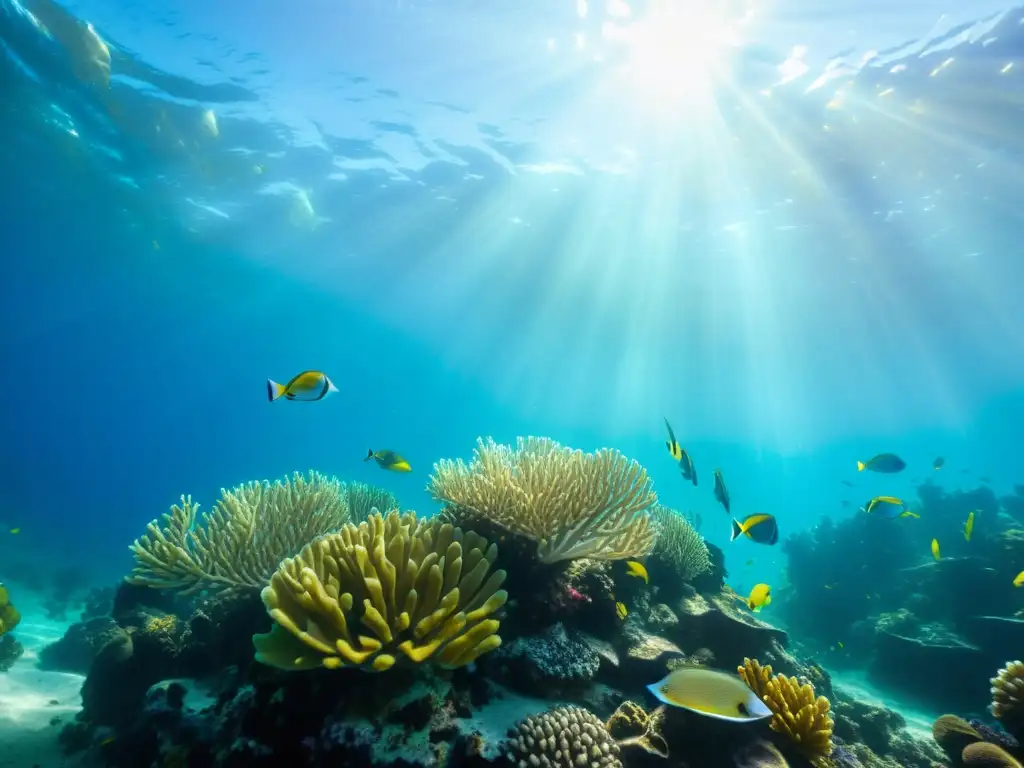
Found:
346,480 -> 399,522
0,632 -> 23,671
128,471 -> 351,594
0,581 -> 21,635
993,661 -> 1024,735
738,657 -> 834,766
504,705 -> 622,768
253,510 -> 508,671
428,436 -> 657,563
647,505 -> 712,586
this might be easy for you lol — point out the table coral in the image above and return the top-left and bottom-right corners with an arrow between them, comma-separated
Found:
738,657 -> 834,766
254,510 -> 507,671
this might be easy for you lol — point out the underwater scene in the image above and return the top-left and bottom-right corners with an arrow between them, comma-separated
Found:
3,0 -> 1024,766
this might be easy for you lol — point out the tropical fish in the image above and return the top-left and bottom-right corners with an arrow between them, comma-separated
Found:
713,469 -> 730,515
730,514 -> 779,546
964,511 -> 975,542
364,449 -> 411,472
856,453 -> 906,474
625,561 -> 649,584
931,538 -> 940,561
745,583 -> 771,612
8,528 -> 19,535
253,164 -> 266,174
664,418 -> 697,486
837,641 -> 844,649
266,371 -> 338,402
1014,571 -> 1024,588
840,480 -> 854,487
861,496 -> 920,520
933,456 -> 945,470
615,601 -> 628,620
646,668 -> 773,722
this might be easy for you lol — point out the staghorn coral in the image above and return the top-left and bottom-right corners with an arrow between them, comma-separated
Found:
253,510 -> 507,671
962,742 -> 1023,768
648,505 -> 712,582
428,436 -> 657,563
992,662 -> 1024,734
739,657 -> 834,766
505,705 -> 622,768
0,583 -> 20,635
346,481 -> 399,522
127,471 -> 350,595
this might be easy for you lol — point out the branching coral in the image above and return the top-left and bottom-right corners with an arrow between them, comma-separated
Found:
128,471 -> 350,595
0,583 -> 20,636
505,705 -> 623,767
739,657 -> 834,766
253,510 -> 507,671
649,505 -> 712,581
428,436 -> 657,563
992,661 -> 1024,734
346,481 -> 399,522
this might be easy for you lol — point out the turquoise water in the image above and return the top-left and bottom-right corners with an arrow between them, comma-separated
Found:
2,0 -> 1023,610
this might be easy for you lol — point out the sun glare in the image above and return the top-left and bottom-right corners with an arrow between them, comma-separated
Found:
604,1 -> 751,105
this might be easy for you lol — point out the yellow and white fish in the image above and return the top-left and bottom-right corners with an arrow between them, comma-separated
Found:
266,371 -> 338,402
931,538 -> 941,561
964,511 -> 975,541
1014,571 -> 1024,588
615,601 -> 628,620
647,668 -> 773,722
745,583 -> 771,612
625,561 -> 649,584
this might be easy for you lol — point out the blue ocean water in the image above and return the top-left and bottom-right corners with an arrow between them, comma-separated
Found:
1,0 -> 1023,607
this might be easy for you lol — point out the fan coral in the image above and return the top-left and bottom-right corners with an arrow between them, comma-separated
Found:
253,510 -> 507,671
428,436 -> 657,563
127,471 -> 350,595
962,742 -> 1023,768
649,505 -> 712,581
346,481 -> 398,522
992,662 -> 1024,734
932,714 -> 982,762
505,705 -> 622,768
0,583 -> 20,635
739,657 -> 834,766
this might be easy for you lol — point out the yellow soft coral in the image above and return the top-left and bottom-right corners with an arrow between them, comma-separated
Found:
738,657 -> 834,766
253,510 -> 507,671
0,584 -> 20,636
992,661 -> 1024,733
428,436 -> 657,563
128,471 -> 351,595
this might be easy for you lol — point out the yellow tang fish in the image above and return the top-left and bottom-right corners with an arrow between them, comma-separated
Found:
266,370 -> 338,402
1014,571 -> 1024,588
615,601 -> 628,620
625,560 -> 649,584
365,449 -> 411,473
746,583 -> 771,612
931,538 -> 940,561
647,668 -> 773,722
964,511 -> 975,541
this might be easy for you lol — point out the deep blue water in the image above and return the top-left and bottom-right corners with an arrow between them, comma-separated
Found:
1,0 -> 1023,591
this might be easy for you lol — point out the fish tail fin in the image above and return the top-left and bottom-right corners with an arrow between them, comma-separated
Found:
364,449 -> 375,462
267,379 -> 286,402
907,511 -> 920,518
730,519 -> 743,542
856,461 -> 866,471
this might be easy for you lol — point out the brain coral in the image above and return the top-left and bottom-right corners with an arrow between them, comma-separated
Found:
505,705 -> 622,768
254,510 -> 507,671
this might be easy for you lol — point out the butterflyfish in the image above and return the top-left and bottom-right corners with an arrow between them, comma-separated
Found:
365,449 -> 411,473
664,418 -> 697,486
856,453 -> 906,474
646,668 -> 773,722
730,513 -> 779,546
713,469 -> 730,515
625,561 -> 649,584
931,538 -> 940,561
615,601 -> 628,620
933,456 -> 945,470
746,583 -> 771,612
1014,571 -> 1024,587
964,511 -> 975,541
266,371 -> 338,402
862,496 -> 919,520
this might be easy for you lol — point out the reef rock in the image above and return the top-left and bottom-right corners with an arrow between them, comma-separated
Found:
672,586 -> 788,665
486,622 -> 600,697
39,616 -> 123,674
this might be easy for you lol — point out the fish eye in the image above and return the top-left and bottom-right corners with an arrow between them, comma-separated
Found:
738,702 -> 749,715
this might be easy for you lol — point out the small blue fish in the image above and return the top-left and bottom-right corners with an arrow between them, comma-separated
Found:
730,513 -> 779,546
856,453 -> 906,474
